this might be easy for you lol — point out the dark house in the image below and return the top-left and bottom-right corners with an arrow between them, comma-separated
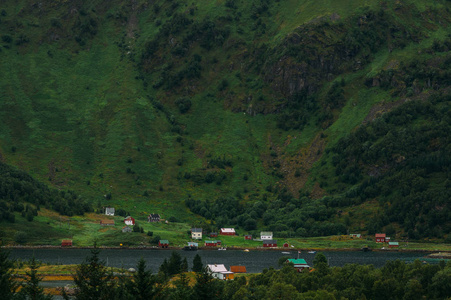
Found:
148,213 -> 161,222
210,232 -> 218,238
263,240 -> 277,247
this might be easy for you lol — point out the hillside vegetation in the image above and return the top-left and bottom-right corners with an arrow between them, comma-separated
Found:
0,0 -> 450,244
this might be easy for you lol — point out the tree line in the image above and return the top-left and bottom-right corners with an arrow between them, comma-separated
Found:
1,247 -> 450,300
0,162 -> 92,223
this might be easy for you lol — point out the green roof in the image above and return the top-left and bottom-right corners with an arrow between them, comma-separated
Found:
159,240 -> 169,244
287,259 -> 307,265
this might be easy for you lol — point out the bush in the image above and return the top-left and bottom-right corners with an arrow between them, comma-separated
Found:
150,235 -> 161,245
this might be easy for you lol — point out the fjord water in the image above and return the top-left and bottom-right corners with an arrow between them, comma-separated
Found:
9,249 -> 437,272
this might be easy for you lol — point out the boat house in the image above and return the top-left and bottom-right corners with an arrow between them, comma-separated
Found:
205,240 -> 218,247
61,239 -> 72,247
159,239 -> 169,248
286,259 -> 310,272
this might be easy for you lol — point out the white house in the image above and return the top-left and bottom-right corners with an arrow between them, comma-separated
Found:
191,228 -> 203,240
260,231 -> 273,240
105,207 -> 115,216
207,264 -> 234,280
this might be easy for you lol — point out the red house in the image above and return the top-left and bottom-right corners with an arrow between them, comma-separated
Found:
210,232 -> 218,238
124,216 -> 135,226
220,228 -> 236,235
375,233 -> 386,243
283,243 -> 289,248
61,239 -> 72,247
205,240 -> 218,247
263,240 -> 277,247
159,239 -> 169,248
244,235 -> 252,240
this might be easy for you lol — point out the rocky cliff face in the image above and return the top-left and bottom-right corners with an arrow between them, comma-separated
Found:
264,9 -> 423,99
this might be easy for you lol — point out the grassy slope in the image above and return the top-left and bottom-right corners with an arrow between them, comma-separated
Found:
0,0 -> 450,246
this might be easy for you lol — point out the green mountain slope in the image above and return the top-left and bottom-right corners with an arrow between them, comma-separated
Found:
0,0 -> 450,243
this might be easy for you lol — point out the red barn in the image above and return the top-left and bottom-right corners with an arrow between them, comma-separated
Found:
375,233 -> 386,243
61,239 -> 72,247
244,235 -> 252,240
263,240 -> 277,247
220,228 -> 236,236
283,243 -> 289,248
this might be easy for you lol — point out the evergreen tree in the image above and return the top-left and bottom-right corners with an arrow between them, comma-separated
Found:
191,266 -> 217,300
68,247 -> 115,300
167,251 -> 182,276
181,257 -> 188,273
126,258 -> 160,300
167,272 -> 192,300
19,257 -> 53,300
192,254 -> 203,272
0,248 -> 19,300
158,258 -> 169,280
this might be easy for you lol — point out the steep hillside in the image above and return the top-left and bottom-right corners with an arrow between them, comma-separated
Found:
0,0 -> 450,242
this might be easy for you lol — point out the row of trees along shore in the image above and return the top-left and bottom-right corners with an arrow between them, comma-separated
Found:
1,247 -> 450,300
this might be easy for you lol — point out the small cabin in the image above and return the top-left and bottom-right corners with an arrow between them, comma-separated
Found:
261,231 -> 273,240
191,228 -> 203,240
220,228 -> 236,236
100,220 -> 115,226
244,235 -> 252,240
210,232 -> 218,238
159,239 -> 169,248
350,233 -> 361,238
375,233 -> 386,243
122,226 -> 132,233
263,240 -> 277,247
230,266 -> 247,273
105,207 -> 115,216
61,239 -> 72,247
283,242 -> 289,248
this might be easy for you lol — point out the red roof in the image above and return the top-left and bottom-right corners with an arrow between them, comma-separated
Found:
375,233 -> 386,238
230,266 -> 247,273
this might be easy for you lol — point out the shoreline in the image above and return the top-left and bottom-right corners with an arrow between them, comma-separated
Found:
3,245 -> 448,254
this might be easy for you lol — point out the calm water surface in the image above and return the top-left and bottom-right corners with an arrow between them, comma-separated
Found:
9,248 -> 438,273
